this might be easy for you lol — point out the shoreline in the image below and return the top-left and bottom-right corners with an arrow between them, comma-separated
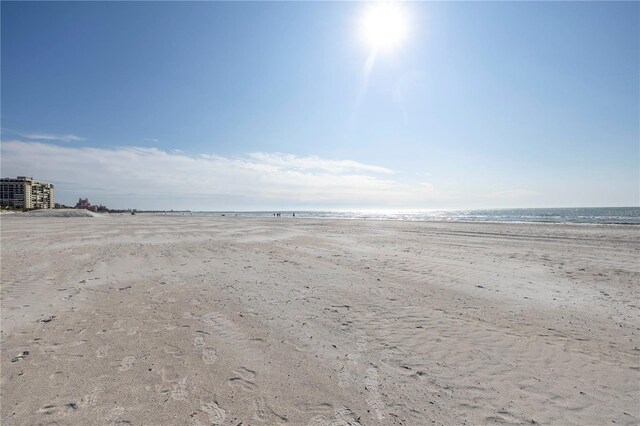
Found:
11,208 -> 640,226
4,204 -> 639,225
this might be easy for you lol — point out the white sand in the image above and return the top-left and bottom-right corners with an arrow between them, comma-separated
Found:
1,216 -> 638,425
18,209 -> 104,218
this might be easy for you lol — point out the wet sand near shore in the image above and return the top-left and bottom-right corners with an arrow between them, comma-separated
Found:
1,216 -> 639,425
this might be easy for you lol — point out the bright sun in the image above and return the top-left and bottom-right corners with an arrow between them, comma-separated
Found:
360,2 -> 409,52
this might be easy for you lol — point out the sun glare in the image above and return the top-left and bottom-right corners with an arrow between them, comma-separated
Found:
360,2 -> 409,52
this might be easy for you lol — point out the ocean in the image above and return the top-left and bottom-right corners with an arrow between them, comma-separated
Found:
176,207 -> 640,225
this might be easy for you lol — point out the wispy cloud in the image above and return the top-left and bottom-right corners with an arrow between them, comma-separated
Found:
0,141 -> 451,209
246,152 -> 393,175
19,132 -> 85,142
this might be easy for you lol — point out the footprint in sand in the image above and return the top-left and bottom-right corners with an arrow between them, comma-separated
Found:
338,368 -> 355,388
164,344 -> 185,358
201,400 -> 226,425
172,377 -> 188,401
337,356 -> 359,388
228,367 -> 257,392
108,406 -> 125,421
96,345 -> 109,358
307,408 -> 362,426
364,367 -> 384,421
118,356 -> 135,371
254,395 -> 288,423
83,386 -> 106,407
189,418 -> 206,426
202,348 -> 217,364
193,336 -> 205,348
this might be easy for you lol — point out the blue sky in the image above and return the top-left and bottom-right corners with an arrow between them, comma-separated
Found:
1,1 -> 638,210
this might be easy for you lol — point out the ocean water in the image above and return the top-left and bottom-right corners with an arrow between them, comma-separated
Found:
179,207 -> 640,225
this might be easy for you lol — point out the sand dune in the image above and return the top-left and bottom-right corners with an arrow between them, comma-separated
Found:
1,216 -> 638,425
18,209 -> 104,218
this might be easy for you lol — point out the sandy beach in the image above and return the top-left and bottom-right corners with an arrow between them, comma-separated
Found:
1,215 -> 638,425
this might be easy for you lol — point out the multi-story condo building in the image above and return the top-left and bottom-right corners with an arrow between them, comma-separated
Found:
0,176 -> 55,209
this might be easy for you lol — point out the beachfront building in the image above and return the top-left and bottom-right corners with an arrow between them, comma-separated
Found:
75,197 -> 108,212
0,176 -> 55,209
76,198 -> 91,209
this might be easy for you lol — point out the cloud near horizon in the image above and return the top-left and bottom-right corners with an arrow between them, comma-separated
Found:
0,140 -> 453,209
